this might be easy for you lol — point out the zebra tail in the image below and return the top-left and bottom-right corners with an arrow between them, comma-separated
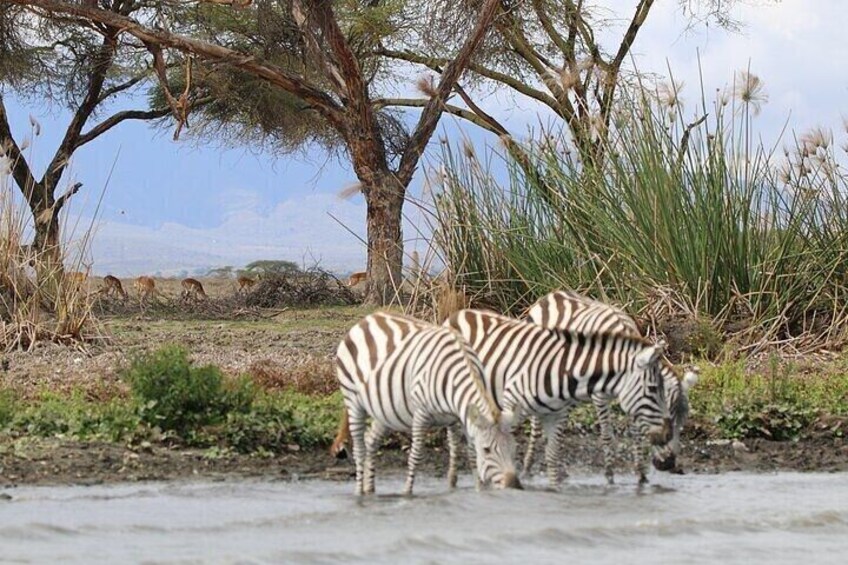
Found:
330,405 -> 351,459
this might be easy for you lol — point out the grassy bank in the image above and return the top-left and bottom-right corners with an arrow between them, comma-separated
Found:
0,345 -> 343,456
2,345 -> 847,455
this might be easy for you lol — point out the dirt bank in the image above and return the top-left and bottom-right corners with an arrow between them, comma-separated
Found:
2,425 -> 846,488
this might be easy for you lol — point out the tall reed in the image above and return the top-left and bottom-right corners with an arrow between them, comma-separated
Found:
1,141 -> 99,351
433,79 -> 848,352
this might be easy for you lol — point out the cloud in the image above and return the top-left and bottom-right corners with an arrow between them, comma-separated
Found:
87,193 -> 370,276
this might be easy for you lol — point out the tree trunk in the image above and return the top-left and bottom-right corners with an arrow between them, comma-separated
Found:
27,180 -> 63,273
364,174 -> 404,305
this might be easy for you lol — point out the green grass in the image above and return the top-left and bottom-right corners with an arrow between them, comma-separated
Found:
107,305 -> 374,336
690,356 -> 848,440
2,342 -> 845,451
432,85 -> 848,350
0,345 -> 345,453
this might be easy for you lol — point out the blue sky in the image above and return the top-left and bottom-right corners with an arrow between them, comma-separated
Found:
2,0 -> 847,276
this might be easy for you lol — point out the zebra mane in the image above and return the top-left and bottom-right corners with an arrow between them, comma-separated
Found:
548,326 -> 654,348
445,326 -> 501,425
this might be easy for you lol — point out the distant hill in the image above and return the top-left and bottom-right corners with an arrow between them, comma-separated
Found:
83,193 -> 369,276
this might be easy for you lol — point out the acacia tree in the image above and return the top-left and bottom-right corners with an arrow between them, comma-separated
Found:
7,0 -> 501,304
0,2 -> 184,268
381,0 -> 753,173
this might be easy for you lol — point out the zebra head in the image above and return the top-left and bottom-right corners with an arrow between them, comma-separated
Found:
619,340 -> 671,447
652,367 -> 699,471
468,407 -> 521,489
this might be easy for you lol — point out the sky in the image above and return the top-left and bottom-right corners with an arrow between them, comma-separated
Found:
2,0 -> 847,276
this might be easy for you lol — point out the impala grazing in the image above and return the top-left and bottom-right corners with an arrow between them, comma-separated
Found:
134,276 -> 156,302
181,278 -> 207,301
101,275 -> 128,299
237,275 -> 257,293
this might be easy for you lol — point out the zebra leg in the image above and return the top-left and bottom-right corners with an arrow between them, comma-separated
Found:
593,396 -> 616,485
542,416 -> 565,489
364,420 -> 387,495
349,406 -> 368,496
553,418 -> 571,480
405,412 -> 431,496
630,421 -> 650,485
466,441 -> 482,490
522,416 -> 543,478
446,424 -> 462,489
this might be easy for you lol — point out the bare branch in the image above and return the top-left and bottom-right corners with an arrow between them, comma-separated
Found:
0,96 -> 38,196
53,181 -> 82,211
96,72 -> 150,103
74,106 -> 174,149
380,48 -> 562,113
374,97 -> 504,136
396,0 -> 501,186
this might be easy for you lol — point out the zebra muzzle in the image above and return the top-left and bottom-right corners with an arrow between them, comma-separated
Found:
646,420 -> 671,446
502,471 -> 523,490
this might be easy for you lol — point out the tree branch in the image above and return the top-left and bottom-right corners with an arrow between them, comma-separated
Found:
53,181 -> 82,212
373,97 -> 505,136
531,0 -> 572,63
42,32 -> 117,196
0,96 -> 38,196
74,106 -> 174,149
380,47 -> 562,112
7,0 -> 345,130
96,72 -> 150,104
396,0 -> 501,186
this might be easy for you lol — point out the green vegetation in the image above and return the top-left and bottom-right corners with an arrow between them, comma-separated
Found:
125,345 -> 255,435
0,346 -> 343,453
3,342 -> 847,452
434,84 -> 848,352
690,358 -> 848,440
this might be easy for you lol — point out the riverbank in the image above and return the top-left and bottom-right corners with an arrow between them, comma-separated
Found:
1,304 -> 847,488
2,421 -> 846,488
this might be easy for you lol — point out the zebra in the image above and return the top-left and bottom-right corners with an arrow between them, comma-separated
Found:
335,311 -> 520,496
442,308 -> 671,488
522,290 -> 699,483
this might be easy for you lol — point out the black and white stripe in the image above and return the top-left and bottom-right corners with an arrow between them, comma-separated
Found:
525,290 -> 698,483
443,308 -> 671,487
335,311 -> 519,495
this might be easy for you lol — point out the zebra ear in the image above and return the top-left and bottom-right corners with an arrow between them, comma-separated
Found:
635,340 -> 665,370
682,369 -> 699,393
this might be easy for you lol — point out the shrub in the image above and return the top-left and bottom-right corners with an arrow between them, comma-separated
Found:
0,388 -> 17,428
123,345 -> 255,435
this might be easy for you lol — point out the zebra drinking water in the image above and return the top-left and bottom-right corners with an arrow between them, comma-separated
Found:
335,311 -> 520,495
523,290 -> 699,483
442,308 -> 670,487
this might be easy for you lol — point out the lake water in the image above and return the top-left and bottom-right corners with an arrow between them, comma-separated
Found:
1,472 -> 846,564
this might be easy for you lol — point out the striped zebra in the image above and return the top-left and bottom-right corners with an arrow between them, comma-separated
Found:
443,308 -> 671,488
523,290 -> 699,483
335,311 -> 520,495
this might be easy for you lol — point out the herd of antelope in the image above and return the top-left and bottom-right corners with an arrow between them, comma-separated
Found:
66,272 -> 262,303
70,269 -> 365,303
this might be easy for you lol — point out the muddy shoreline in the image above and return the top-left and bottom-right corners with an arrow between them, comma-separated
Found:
2,425 -> 846,488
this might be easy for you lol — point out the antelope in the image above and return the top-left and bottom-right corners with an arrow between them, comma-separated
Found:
134,276 -> 156,302
347,271 -> 367,287
101,275 -> 128,299
237,275 -> 257,293
181,278 -> 207,301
